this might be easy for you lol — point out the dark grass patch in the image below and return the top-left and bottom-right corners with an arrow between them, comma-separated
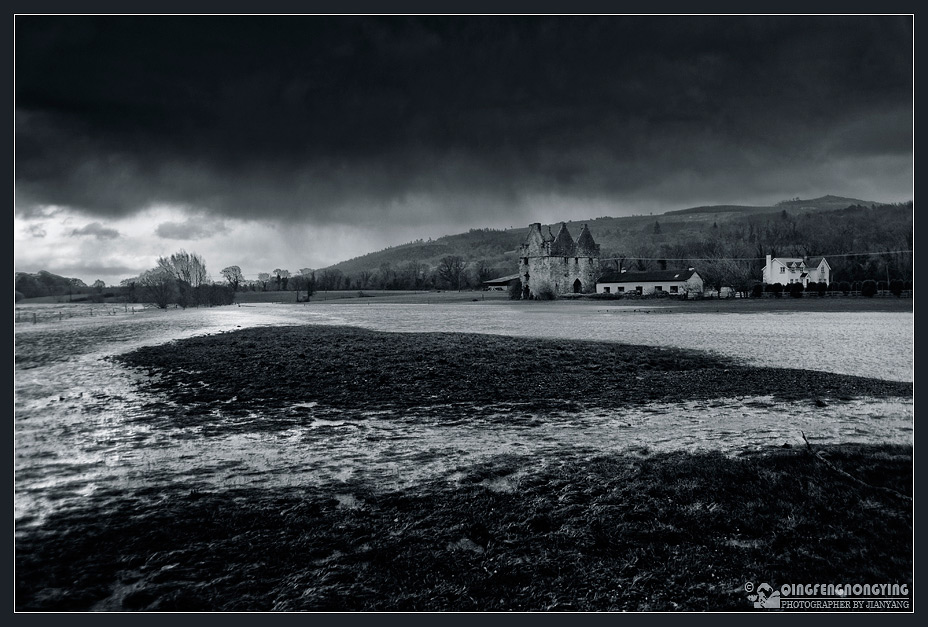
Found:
16,444 -> 912,611
112,326 -> 911,420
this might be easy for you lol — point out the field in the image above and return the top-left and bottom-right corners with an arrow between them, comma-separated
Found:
235,288 -> 913,312
13,302 -> 914,611
16,287 -> 912,313
15,444 -> 912,611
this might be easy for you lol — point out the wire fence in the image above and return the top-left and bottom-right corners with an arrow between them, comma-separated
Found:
14,303 -> 146,325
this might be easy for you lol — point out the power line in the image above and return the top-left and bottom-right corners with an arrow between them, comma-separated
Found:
594,250 -> 913,262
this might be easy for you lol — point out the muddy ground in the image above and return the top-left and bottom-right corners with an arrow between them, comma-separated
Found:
15,326 -> 913,611
15,445 -> 912,611
113,326 -> 910,419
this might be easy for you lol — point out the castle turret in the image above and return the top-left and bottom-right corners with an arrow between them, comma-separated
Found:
550,222 -> 576,256
575,224 -> 600,257
520,223 -> 547,257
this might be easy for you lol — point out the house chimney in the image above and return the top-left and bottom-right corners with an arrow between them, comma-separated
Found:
766,254 -> 772,282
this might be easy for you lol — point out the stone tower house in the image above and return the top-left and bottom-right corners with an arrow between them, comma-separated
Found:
518,222 -> 601,298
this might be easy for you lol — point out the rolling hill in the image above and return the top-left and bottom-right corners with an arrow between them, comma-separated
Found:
324,195 -> 897,280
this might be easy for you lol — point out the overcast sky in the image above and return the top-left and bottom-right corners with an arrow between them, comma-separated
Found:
14,15 -> 913,285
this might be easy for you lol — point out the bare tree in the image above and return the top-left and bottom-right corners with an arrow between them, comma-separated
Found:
297,268 -> 316,301
437,255 -> 467,290
158,250 -> 208,307
220,265 -> 244,291
474,260 -> 495,286
158,249 -> 208,287
354,270 -> 374,289
289,275 -> 305,301
138,268 -> 177,309
401,260 -> 427,290
319,269 -> 343,291
272,269 -> 290,291
356,269 -> 373,290
377,262 -> 395,290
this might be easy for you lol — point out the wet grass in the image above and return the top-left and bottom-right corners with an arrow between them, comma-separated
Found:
15,444 -> 912,611
114,326 -> 912,425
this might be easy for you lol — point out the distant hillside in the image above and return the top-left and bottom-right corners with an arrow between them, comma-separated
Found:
328,228 -> 528,279
664,195 -> 878,216
325,195 -> 908,286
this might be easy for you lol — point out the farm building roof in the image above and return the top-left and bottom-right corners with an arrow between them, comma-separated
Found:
597,269 -> 699,284
483,274 -> 521,285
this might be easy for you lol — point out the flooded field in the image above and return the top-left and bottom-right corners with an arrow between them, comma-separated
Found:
14,302 -> 914,532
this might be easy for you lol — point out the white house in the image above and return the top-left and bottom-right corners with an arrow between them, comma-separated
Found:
762,255 -> 831,287
596,269 -> 704,296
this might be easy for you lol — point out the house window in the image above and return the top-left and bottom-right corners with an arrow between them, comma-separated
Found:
669,286 -> 678,293
574,258 -> 579,264
617,286 -> 625,293
780,267 -> 785,274
636,286 -> 643,294
655,286 -> 662,291
603,286 -> 611,293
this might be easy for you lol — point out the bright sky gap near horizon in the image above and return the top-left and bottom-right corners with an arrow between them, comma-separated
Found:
14,15 -> 914,287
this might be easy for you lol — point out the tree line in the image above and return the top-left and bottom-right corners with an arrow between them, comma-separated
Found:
239,256 -> 505,294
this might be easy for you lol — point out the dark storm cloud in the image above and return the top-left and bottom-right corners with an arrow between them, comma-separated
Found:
70,221 -> 120,239
15,15 -> 913,222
